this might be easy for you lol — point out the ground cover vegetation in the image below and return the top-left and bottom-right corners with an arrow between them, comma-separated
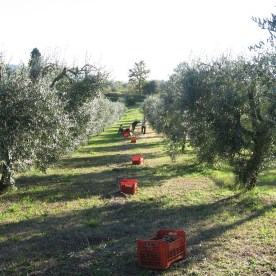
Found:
0,107 -> 275,275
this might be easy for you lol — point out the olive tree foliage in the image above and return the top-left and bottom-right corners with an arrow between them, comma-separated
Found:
251,12 -> 276,48
128,60 -> 150,93
49,63 -> 111,146
188,55 -> 275,189
143,82 -> 188,160
88,93 -> 126,136
0,63 -> 72,190
0,50 -> 126,191
29,50 -> 125,147
143,53 -> 276,189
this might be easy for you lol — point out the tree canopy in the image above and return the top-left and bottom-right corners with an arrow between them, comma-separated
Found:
0,49 -> 126,191
143,52 -> 276,189
143,11 -> 276,190
128,60 -> 150,93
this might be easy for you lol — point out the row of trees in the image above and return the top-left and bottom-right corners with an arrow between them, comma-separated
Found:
143,16 -> 276,189
0,49 -> 126,191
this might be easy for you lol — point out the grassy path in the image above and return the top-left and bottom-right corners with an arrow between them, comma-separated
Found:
0,107 -> 275,275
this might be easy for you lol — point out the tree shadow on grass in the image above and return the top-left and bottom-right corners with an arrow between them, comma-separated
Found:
55,151 -> 163,170
78,141 -> 162,156
145,162 -> 205,178
87,133 -> 121,146
7,142 -> 170,203
56,155 -> 124,169
10,170 -> 118,203
0,192 -> 275,275
9,166 -> 176,203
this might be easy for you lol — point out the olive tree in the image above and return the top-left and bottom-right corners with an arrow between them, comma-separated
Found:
87,93 -> 126,136
0,68 -> 126,191
50,63 -> 110,143
143,85 -> 188,160
185,55 -> 275,189
252,12 -> 276,48
0,49 -> 126,191
144,53 -> 275,189
0,63 -> 72,190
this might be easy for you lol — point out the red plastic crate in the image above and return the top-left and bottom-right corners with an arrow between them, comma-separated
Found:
119,179 -> 138,195
137,230 -> 186,270
132,155 -> 144,165
123,131 -> 130,137
131,137 -> 137,143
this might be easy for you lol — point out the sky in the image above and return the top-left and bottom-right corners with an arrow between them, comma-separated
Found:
0,0 -> 275,81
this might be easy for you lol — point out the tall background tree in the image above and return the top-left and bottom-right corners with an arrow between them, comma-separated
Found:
28,48 -> 42,82
128,60 -> 150,93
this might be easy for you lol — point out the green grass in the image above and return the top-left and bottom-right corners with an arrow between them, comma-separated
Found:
0,105 -> 275,275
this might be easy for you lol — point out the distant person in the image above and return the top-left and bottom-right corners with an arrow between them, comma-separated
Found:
131,120 -> 141,132
141,117 -> 147,134
118,124 -> 124,134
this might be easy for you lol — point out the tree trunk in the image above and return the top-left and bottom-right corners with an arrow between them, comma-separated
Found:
242,86 -> 271,190
181,135 -> 187,153
243,127 -> 270,190
0,163 -> 16,191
